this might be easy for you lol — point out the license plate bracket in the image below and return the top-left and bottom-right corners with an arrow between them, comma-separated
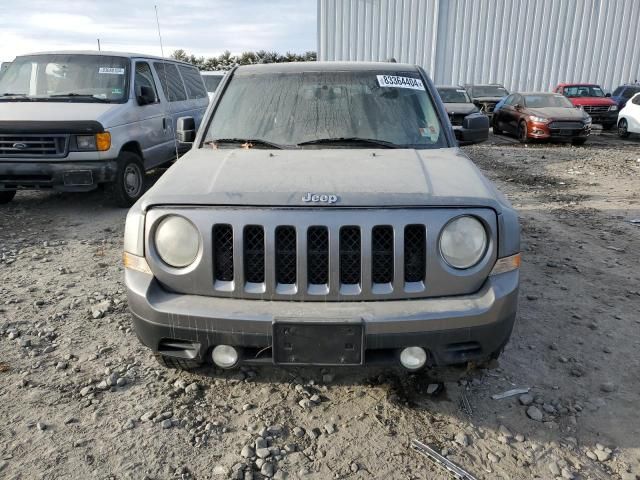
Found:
272,319 -> 364,366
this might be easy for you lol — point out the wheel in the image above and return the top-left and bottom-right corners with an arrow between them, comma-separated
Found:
571,138 -> 587,146
518,121 -> 529,143
108,151 -> 145,208
602,123 -> 615,131
618,118 -> 630,138
154,353 -> 202,370
0,190 -> 16,204
492,118 -> 502,135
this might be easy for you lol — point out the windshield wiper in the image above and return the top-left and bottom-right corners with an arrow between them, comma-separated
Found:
0,93 -> 32,100
211,138 -> 285,149
48,93 -> 110,103
297,137 -> 402,148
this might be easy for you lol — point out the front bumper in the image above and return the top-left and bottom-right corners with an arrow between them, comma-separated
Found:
0,159 -> 117,192
585,111 -> 618,125
528,122 -> 591,140
126,268 -> 519,368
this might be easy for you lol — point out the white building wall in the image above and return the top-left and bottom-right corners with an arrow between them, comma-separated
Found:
317,0 -> 640,91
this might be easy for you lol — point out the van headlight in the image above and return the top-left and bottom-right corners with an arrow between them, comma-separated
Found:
439,216 -> 487,269
154,215 -> 200,268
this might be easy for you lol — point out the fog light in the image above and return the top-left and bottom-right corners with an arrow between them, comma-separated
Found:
211,345 -> 238,368
400,347 -> 427,370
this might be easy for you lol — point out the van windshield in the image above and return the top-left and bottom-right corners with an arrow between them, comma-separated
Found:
205,70 -> 446,149
0,54 -> 129,103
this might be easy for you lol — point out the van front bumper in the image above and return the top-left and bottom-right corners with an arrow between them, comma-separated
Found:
0,160 -> 117,192
126,268 -> 519,368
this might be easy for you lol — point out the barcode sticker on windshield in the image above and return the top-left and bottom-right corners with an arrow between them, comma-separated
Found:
98,67 -> 125,75
377,75 -> 424,90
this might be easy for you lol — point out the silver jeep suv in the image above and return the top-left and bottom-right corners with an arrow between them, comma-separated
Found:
124,62 -> 520,371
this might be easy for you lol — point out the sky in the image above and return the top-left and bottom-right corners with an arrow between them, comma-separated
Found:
0,0 -> 317,62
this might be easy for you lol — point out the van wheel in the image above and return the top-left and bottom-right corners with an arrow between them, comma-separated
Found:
618,118 -> 630,138
108,152 -> 145,208
0,190 -> 16,204
154,354 -> 202,370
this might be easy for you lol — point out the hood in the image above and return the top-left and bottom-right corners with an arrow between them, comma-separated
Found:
444,103 -> 478,115
567,97 -> 616,107
527,107 -> 586,120
0,100 -> 125,127
140,147 -> 509,211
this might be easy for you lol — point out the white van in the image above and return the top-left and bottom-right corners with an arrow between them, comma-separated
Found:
0,51 -> 209,206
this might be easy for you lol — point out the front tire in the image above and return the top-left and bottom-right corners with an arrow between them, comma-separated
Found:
108,152 -> 145,208
492,118 -> 503,135
518,121 -> 529,144
0,190 -> 16,204
602,122 -> 615,131
618,118 -> 630,138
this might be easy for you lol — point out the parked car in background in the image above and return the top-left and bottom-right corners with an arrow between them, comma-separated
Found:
0,51 -> 209,206
200,71 -> 225,99
436,85 -> 489,144
493,92 -> 591,145
124,61 -> 519,372
554,83 -> 618,130
463,83 -> 509,118
611,83 -> 640,110
617,92 -> 640,138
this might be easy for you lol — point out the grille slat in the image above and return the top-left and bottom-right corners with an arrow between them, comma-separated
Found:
213,224 -> 234,282
371,226 -> 394,284
340,226 -> 361,285
243,226 -> 265,283
404,225 -> 426,282
275,226 -> 297,285
307,226 -> 329,285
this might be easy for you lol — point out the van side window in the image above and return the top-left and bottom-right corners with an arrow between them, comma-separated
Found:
135,62 -> 158,103
153,62 -> 187,102
178,65 -> 208,99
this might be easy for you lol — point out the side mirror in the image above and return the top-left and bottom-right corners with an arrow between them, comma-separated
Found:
136,85 -> 156,106
177,116 -> 196,143
455,112 -> 489,145
605,92 -> 612,97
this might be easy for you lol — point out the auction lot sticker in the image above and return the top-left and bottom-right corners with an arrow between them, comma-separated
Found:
99,67 -> 125,75
377,75 -> 424,90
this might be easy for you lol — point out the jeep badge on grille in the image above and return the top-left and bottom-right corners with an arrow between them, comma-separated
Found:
302,192 -> 339,204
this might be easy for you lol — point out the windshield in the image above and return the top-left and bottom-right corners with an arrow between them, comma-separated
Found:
203,75 -> 223,92
471,85 -> 508,97
524,94 -> 574,108
622,86 -> 640,99
205,70 -> 446,148
0,54 -> 129,102
563,85 -> 605,98
437,87 -> 470,103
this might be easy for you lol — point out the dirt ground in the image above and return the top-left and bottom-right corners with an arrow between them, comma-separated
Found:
1,131 -> 639,480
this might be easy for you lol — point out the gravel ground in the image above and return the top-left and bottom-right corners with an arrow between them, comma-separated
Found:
1,133 -> 639,480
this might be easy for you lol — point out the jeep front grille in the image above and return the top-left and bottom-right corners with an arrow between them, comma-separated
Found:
0,134 -> 69,158
582,105 -> 609,114
147,208 -> 498,301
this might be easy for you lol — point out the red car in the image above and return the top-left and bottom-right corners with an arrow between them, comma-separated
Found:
554,83 -> 618,130
493,92 -> 591,145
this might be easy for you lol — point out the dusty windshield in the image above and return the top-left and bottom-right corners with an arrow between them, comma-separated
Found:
524,94 -> 574,108
563,85 -> 605,98
205,70 -> 446,148
0,54 -> 129,102
471,85 -> 508,98
437,87 -> 471,103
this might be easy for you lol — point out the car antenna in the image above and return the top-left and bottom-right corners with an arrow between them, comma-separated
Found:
155,5 -> 180,161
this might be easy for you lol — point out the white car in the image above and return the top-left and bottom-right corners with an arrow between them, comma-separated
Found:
618,92 -> 640,138
200,71 -> 225,99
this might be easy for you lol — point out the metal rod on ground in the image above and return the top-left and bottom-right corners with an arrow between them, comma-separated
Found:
411,439 -> 479,480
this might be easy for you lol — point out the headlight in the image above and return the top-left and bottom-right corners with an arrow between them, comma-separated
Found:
75,132 -> 111,151
609,105 -> 618,111
529,116 -> 549,123
439,216 -> 487,269
584,116 -> 592,124
154,215 -> 200,268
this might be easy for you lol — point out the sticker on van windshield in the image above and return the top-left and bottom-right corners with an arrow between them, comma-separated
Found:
98,67 -> 125,75
377,75 -> 424,90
